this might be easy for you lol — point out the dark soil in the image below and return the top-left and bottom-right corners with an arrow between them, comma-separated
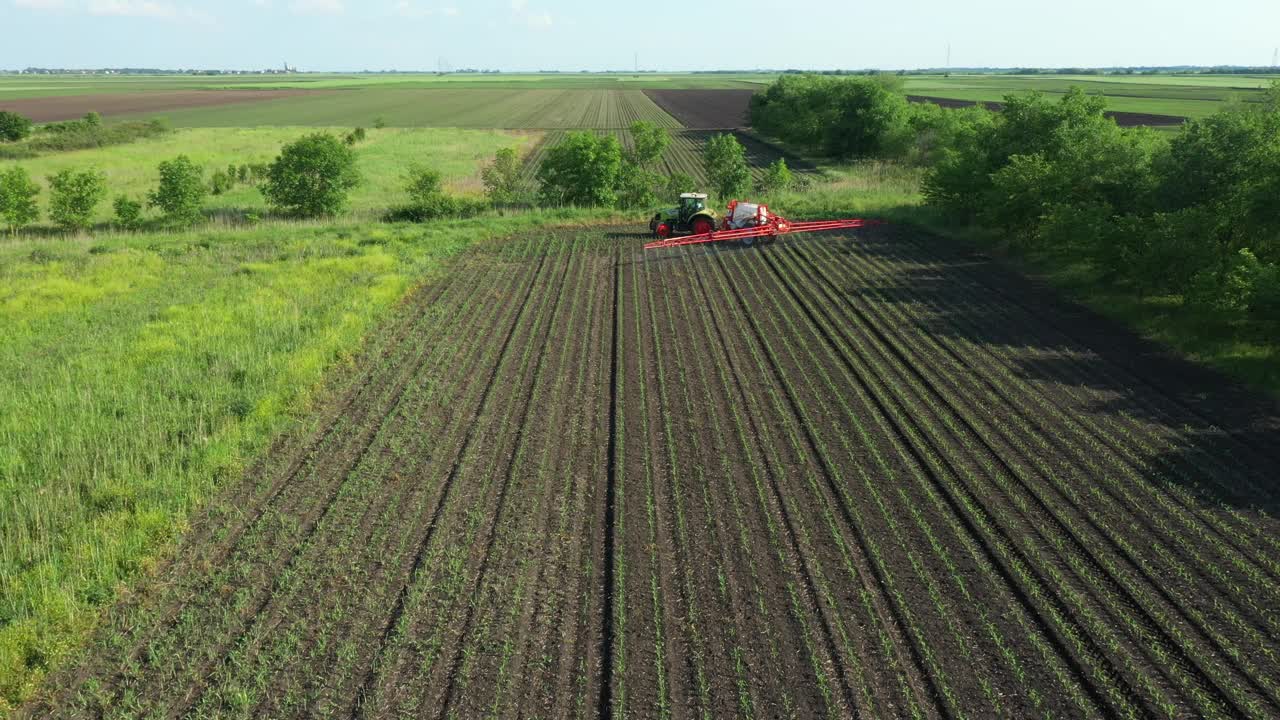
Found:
20,227 -> 1280,720
644,89 -> 756,128
0,89 -> 328,123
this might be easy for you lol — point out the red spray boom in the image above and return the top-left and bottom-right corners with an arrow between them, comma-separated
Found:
644,200 -> 881,250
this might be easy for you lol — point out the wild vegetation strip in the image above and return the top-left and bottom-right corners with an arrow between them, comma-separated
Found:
15,226 -> 1280,718
906,94 -> 1187,126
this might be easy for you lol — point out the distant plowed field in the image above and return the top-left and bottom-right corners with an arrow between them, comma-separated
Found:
0,89 -> 326,123
22,229 -> 1280,719
105,89 -> 682,129
643,89 -> 756,128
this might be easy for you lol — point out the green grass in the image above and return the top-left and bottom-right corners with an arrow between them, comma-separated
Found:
0,127 -> 536,227
0,206 -> 644,713
903,74 -> 1276,119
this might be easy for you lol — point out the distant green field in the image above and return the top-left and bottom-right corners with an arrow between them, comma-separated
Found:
0,127 -> 534,226
0,72 -> 769,100
903,74 -> 1277,118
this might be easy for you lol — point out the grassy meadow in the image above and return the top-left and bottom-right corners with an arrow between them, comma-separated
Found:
0,207 -> 656,711
0,127 -> 536,227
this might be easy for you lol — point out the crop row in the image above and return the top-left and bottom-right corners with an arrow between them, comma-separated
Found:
22,227 -> 1279,720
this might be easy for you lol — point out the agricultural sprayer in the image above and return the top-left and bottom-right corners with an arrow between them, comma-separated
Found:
646,194 -> 879,250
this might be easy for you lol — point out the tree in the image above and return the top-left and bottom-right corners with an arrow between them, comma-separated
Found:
627,121 -> 670,168
536,131 -> 623,207
0,167 -> 40,234
149,155 -> 207,225
703,133 -> 751,199
615,162 -> 662,210
83,111 -> 102,128
113,195 -> 144,231
390,164 -> 485,221
262,133 -> 361,217
480,147 -> 523,203
664,172 -> 697,199
0,111 -> 34,143
48,168 -> 107,231
758,158 -> 794,194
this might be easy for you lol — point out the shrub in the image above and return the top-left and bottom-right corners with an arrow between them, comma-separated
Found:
757,158 -> 794,194
0,166 -> 40,233
627,121 -> 669,168
373,117 -> 388,129
480,147 -> 523,204
536,131 -> 623,207
113,195 -> 144,231
703,133 -> 751,199
209,168 -> 235,196
48,168 -> 108,231
148,155 -> 207,225
344,127 -> 367,146
390,165 -> 488,221
0,111 -> 34,142
262,133 -> 361,218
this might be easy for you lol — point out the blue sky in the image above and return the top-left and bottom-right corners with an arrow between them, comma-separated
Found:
3,0 -> 1279,71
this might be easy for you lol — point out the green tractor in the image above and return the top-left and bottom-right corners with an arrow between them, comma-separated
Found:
649,192 -> 719,240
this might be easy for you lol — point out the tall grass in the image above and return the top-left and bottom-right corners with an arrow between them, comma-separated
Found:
0,208 -> 634,711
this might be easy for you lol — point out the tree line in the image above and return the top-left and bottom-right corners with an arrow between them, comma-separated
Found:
749,74 -> 1280,324
0,112 -> 796,235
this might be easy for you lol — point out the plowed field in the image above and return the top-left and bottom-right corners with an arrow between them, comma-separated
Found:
21,227 -> 1280,719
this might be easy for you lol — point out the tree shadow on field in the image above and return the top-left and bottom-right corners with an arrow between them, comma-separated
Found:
816,223 -> 1280,515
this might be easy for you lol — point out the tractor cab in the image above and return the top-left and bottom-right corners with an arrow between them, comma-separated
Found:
650,192 -> 719,239
677,193 -> 708,222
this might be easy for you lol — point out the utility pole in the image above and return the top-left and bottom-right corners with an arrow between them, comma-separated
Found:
1273,47 -> 1279,68
635,51 -> 639,73
946,43 -> 952,70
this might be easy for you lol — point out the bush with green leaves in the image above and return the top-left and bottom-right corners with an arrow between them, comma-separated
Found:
113,195 -> 144,231
758,158 -> 794,194
0,111 -> 34,143
481,147 -> 523,204
703,133 -> 751,200
0,166 -> 40,233
627,121 -> 670,168
48,168 -> 108,232
536,131 -> 623,207
345,127 -> 367,146
148,155 -> 207,225
389,164 -> 488,221
262,133 -> 361,218
209,168 -> 235,196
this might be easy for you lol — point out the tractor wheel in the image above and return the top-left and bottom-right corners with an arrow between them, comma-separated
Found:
655,223 -> 672,239
740,234 -> 756,248
692,217 -> 715,236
